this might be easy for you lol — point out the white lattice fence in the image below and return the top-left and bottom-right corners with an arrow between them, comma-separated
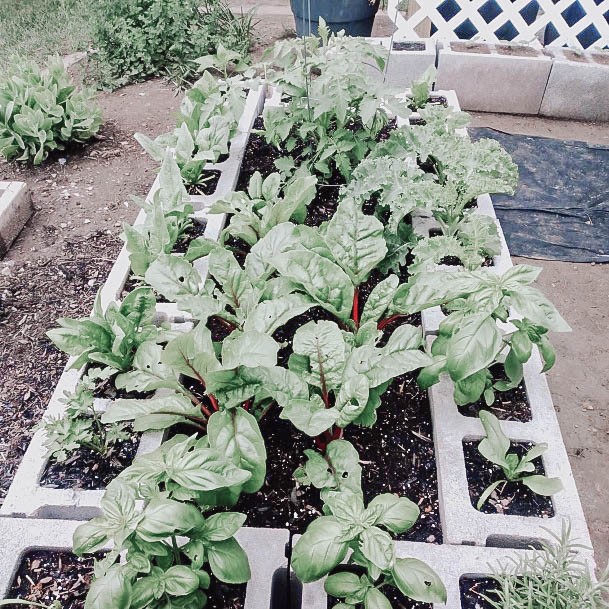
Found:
388,0 -> 609,48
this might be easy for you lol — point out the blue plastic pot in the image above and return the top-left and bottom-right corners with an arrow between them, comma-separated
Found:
290,0 -> 380,37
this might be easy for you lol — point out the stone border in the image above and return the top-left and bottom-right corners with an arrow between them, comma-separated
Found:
428,340 -> 593,553
0,181 -> 31,258
436,41 -> 552,115
367,37 -> 436,87
371,36 -> 609,121
0,517 -> 288,609
299,539 -> 541,609
540,46 -> 609,121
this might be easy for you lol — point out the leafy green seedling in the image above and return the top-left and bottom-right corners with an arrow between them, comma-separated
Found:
476,411 -> 562,510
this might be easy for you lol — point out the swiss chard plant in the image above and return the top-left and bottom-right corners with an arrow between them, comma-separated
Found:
395,265 -> 571,405
476,410 -> 563,509
47,288 -> 160,373
210,169 -> 317,246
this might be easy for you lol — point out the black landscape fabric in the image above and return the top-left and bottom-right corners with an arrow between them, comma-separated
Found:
469,128 -> 609,263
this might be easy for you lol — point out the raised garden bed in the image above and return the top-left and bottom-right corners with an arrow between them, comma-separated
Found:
0,35 -> 596,609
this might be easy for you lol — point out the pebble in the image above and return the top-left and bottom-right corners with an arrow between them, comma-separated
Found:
83,219 -> 91,224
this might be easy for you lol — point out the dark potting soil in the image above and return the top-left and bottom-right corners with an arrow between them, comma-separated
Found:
223,234 -> 250,268
458,364 -> 532,423
393,41 -> 426,52
459,576 -> 501,609
463,440 -> 555,518
437,255 -> 494,267
206,575 -> 247,609
40,430 -> 140,490
237,116 -> 282,187
409,116 -> 427,126
376,117 -> 398,142
349,372 -> 442,543
327,587 -> 432,609
172,219 -> 208,254
4,550 -> 99,609
187,170 -> 222,196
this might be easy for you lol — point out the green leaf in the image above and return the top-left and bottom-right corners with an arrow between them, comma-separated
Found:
324,197 -> 387,285
207,538 -> 251,584
85,565 -> 132,609
478,411 -> 510,469
508,285 -> 571,333
359,526 -> 394,571
365,588 -> 392,609
446,314 -> 502,382
281,396 -> 338,437
273,250 -> 354,322
367,494 -> 420,535
291,517 -> 349,583
162,566 -> 200,597
361,274 -> 399,325
207,409 -> 267,493
145,254 -> 202,301
324,572 -> 364,598
392,557 -> 447,603
521,475 -> 563,496
476,480 -> 504,510
200,512 -> 247,541
137,498 -> 205,541
537,335 -> 556,373
243,294 -> 313,334
292,320 -> 346,390
221,330 -> 279,369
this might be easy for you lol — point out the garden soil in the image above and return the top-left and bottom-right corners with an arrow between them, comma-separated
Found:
0,21 -> 607,577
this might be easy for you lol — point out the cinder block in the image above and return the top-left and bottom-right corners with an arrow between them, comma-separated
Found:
540,48 -> 609,121
299,538 -> 543,609
0,322 -> 196,519
0,181 -> 32,257
0,518 -> 288,609
436,42 -> 552,115
365,37 -> 437,89
427,340 -> 593,555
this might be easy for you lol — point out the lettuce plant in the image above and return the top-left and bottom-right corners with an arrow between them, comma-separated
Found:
395,265 -> 571,404
0,56 -> 101,164
47,288 -> 160,372
476,411 -> 562,509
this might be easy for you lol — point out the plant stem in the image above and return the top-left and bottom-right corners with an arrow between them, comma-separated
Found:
352,287 -> 360,328
378,313 -> 408,331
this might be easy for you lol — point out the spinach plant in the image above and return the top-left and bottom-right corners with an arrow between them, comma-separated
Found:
476,411 -> 562,509
210,170 -> 317,246
40,375 -> 129,462
135,56 -> 247,187
395,265 -> 571,405
47,288 -> 160,373
122,154 -> 194,276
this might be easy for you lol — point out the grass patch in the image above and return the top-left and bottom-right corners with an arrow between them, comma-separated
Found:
0,0 -> 93,71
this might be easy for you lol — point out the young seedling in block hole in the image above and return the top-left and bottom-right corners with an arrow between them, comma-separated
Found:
476,410 -> 562,510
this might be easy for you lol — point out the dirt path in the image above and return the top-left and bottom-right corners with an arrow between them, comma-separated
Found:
0,78 -> 182,501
